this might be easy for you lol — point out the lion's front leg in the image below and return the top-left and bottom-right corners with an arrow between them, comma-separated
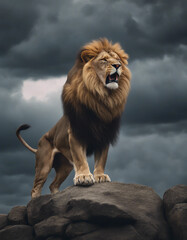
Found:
68,129 -> 95,186
94,146 -> 111,183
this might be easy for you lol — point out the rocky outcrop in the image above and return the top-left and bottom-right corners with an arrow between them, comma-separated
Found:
8,206 -> 28,225
0,182 -> 186,240
163,185 -> 187,240
0,215 -> 8,230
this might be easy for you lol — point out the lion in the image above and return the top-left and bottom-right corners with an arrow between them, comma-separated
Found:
16,38 -> 131,198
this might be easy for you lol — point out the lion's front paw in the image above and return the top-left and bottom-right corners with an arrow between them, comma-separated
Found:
74,173 -> 95,186
94,174 -> 111,183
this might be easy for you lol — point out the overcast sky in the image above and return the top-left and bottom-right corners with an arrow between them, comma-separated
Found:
0,0 -> 187,214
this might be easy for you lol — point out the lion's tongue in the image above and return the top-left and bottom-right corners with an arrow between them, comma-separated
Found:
109,73 -> 119,82
109,74 -> 116,81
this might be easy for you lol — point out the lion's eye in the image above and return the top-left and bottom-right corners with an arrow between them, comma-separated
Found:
100,58 -> 107,62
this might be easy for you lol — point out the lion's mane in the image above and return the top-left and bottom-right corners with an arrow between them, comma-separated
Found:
62,38 -> 131,155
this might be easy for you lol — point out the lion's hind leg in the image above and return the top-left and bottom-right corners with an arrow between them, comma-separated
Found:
31,136 -> 54,198
49,153 -> 73,194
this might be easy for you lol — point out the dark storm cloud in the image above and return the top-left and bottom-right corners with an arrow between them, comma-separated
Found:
124,0 -> 187,59
0,0 -> 39,55
0,0 -> 186,84
1,150 -> 34,176
122,55 -> 187,125
0,149 -> 34,213
121,120 -> 187,137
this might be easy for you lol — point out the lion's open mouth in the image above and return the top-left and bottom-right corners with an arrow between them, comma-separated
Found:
105,72 -> 119,89
106,72 -> 119,85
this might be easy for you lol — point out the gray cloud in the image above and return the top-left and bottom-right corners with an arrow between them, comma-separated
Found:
121,120 -> 187,137
0,0 -> 39,55
123,55 -> 187,124
0,0 -> 186,84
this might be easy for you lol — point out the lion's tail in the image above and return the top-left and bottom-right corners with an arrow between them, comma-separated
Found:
16,124 -> 37,154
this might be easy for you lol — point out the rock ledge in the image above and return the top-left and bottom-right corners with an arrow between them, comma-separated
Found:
0,182 -> 186,240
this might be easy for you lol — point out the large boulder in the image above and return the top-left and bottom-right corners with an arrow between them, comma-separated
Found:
27,182 -> 170,240
34,216 -> 70,239
163,184 -> 187,240
0,215 -> 8,230
7,206 -> 27,225
0,225 -> 33,240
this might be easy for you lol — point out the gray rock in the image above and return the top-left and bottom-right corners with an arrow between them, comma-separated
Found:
163,185 -> 187,213
8,206 -> 27,225
27,182 -> 170,240
46,237 -> 62,240
72,225 -> 142,240
27,194 -> 52,225
34,216 -> 70,239
66,222 -> 99,238
168,204 -> 187,240
163,184 -> 187,240
0,225 -> 34,240
0,215 -> 8,230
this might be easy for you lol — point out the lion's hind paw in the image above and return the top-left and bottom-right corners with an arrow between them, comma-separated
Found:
74,173 -> 95,186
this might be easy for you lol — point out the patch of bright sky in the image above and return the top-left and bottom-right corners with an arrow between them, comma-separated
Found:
22,76 -> 67,102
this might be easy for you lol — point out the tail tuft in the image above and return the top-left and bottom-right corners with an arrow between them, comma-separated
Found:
16,124 -> 31,137
16,124 -> 37,153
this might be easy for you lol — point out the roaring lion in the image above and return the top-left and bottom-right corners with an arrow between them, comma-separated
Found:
16,38 -> 131,198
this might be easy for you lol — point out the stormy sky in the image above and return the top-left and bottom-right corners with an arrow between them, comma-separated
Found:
0,0 -> 187,213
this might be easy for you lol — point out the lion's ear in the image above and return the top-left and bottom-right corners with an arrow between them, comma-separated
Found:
121,53 -> 129,65
113,43 -> 129,65
118,52 -> 129,65
80,49 -> 95,63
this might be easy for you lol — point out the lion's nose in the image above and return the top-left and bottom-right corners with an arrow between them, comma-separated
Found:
112,64 -> 121,69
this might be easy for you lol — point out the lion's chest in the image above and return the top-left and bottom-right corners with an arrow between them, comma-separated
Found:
64,103 -> 120,155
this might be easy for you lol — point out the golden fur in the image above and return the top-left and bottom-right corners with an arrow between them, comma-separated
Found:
63,38 -> 131,122
16,38 -> 131,198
